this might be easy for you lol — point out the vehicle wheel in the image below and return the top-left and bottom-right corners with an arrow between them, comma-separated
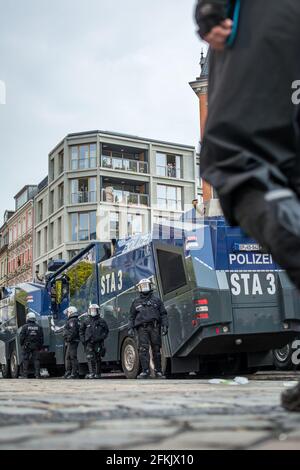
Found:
10,349 -> 20,379
121,338 -> 140,379
273,343 -> 295,371
1,362 -> 11,379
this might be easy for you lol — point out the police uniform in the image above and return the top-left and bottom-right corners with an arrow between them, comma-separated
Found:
80,314 -> 109,378
63,312 -> 80,377
20,319 -> 44,378
129,291 -> 168,375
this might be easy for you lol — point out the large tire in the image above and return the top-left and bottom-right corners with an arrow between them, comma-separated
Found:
1,362 -> 11,379
10,349 -> 20,379
273,343 -> 295,371
121,337 -> 140,379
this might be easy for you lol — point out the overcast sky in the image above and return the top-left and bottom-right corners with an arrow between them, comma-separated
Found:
0,0 -> 205,223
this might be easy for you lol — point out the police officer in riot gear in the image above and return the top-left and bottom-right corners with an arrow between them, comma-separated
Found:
128,279 -> 168,379
20,312 -> 44,379
63,306 -> 80,379
80,304 -> 109,379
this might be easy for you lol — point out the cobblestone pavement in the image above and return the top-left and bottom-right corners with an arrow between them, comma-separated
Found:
0,374 -> 300,450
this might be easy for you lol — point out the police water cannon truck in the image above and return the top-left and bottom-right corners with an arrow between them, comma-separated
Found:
1,214 -> 300,379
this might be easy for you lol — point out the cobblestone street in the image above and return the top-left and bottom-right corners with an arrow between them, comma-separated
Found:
0,374 -> 300,450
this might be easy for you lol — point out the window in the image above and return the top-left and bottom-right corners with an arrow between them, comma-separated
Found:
59,151 -> 64,175
49,222 -> 54,250
22,217 -> 26,235
127,214 -> 142,236
157,185 -> 182,211
71,212 -> 96,242
49,159 -> 55,181
37,232 -> 41,258
58,184 -> 64,208
157,249 -> 187,295
57,217 -> 62,245
49,190 -> 54,214
156,153 -> 182,179
37,201 -> 43,223
44,226 -> 48,253
28,211 -> 32,229
71,177 -> 97,204
16,191 -> 28,210
70,144 -> 97,170
110,213 -> 119,239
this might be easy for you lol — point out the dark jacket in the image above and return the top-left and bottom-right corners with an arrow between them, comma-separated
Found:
129,292 -> 168,329
195,0 -> 236,38
80,314 -> 109,345
20,321 -> 44,350
63,313 -> 80,343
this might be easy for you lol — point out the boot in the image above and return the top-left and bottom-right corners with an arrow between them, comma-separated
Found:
85,361 -> 95,379
67,374 -> 80,380
94,361 -> 102,379
154,370 -> 166,379
64,371 -> 72,379
137,370 -> 150,380
281,382 -> 300,411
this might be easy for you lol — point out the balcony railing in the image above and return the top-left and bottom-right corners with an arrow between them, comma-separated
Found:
156,165 -> 182,179
102,189 -> 149,207
101,156 -> 148,174
71,191 -> 97,204
71,158 -> 97,170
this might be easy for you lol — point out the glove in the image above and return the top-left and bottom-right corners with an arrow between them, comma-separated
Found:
161,325 -> 168,336
128,328 -> 135,338
195,1 -> 227,39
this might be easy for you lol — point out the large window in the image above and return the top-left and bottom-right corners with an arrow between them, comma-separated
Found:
156,152 -> 182,179
16,191 -> 28,210
110,212 -> 119,239
71,212 -> 97,242
157,185 -> 182,211
70,144 -> 97,170
157,249 -> 187,295
58,150 -> 64,175
71,177 -> 97,204
127,214 -> 142,236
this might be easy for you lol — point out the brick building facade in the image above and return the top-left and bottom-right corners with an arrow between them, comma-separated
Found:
6,186 -> 37,286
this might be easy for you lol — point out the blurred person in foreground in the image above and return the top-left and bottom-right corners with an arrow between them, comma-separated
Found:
195,0 -> 300,411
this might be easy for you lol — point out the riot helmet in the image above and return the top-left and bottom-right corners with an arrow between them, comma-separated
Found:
64,306 -> 78,318
137,279 -> 152,294
89,304 -> 100,317
26,312 -> 36,322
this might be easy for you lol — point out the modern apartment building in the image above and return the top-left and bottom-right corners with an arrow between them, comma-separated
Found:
6,186 -> 37,286
0,210 -> 14,288
33,130 -> 196,277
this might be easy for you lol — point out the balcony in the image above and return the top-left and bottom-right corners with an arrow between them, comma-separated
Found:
101,189 -> 149,207
101,156 -> 148,174
71,191 -> 97,204
156,165 -> 182,179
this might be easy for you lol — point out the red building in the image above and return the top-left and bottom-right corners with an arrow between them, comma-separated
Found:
190,51 -> 214,202
7,186 -> 38,286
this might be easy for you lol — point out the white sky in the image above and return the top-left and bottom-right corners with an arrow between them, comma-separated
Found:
0,0 -> 205,223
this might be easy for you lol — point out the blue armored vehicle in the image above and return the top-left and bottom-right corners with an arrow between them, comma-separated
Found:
1,215 -> 300,378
